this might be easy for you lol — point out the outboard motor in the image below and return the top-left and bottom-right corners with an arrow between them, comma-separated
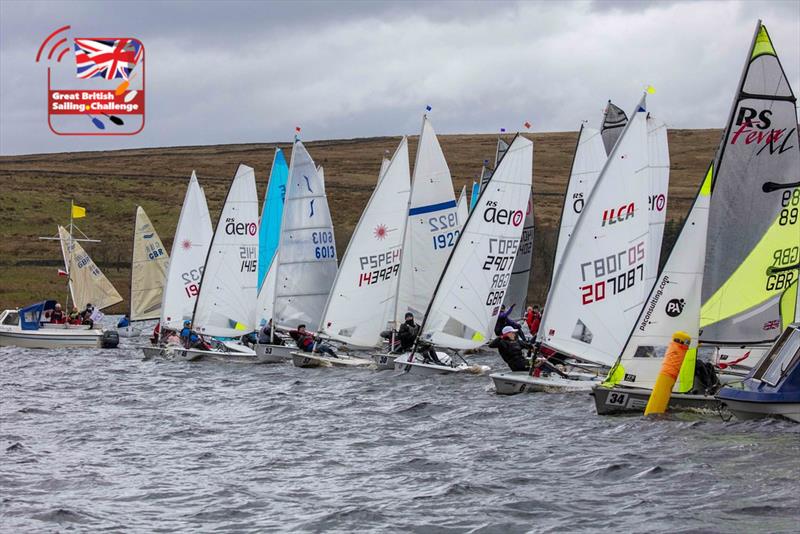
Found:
101,330 -> 119,348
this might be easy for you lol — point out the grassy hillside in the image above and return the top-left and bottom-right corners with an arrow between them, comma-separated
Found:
0,129 -> 721,311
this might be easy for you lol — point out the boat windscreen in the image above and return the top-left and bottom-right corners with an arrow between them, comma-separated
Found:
754,327 -> 800,386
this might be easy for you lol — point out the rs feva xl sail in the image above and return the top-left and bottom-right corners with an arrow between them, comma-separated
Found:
273,141 -> 338,331
160,172 -> 213,330
255,149 -> 289,328
538,96 -> 656,367
58,226 -> 123,311
319,138 -> 411,346
394,116 -> 458,324
606,21 -> 800,391
192,165 -> 259,337
130,206 -> 169,321
700,21 -> 800,347
420,134 -> 533,349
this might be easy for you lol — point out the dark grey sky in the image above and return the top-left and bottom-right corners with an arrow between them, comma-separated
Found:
1,0 -> 798,155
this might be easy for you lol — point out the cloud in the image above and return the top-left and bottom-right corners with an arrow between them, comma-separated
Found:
1,0 -> 797,155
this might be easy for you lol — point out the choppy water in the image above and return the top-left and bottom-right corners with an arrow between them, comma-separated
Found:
2,331 -> 799,533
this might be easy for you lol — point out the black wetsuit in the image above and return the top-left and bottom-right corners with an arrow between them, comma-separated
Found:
489,337 -> 531,372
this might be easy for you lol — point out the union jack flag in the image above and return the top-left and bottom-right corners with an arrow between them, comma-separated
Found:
74,38 -> 142,80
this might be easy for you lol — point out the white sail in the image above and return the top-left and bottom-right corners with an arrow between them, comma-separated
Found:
645,116 -> 670,286
193,165 -> 259,337
539,98 -> 653,367
502,191 -> 534,312
273,141 -> 338,331
421,134 -> 533,349
606,166 -> 713,390
319,138 -> 411,346
552,126 -> 607,281
456,185 -> 468,227
394,116 -> 458,323
160,172 -> 213,330
130,206 -> 169,321
58,226 -> 123,311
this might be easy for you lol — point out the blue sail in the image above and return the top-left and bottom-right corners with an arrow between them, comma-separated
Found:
258,148 -> 289,289
469,181 -> 479,212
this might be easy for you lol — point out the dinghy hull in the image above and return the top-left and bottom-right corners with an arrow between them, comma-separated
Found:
490,371 -> 598,395
291,352 -> 372,368
592,385 -> 721,415
117,326 -> 143,338
255,343 -> 294,363
371,353 -> 397,370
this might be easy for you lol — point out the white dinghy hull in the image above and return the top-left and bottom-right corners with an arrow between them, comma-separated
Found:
117,325 -> 143,338
490,371 -> 598,395
393,353 -> 489,376
291,351 -> 373,369
255,343 -> 295,363
592,385 -> 722,415
371,353 -> 398,370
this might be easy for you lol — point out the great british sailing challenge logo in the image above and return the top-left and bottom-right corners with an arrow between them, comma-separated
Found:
35,25 -> 145,136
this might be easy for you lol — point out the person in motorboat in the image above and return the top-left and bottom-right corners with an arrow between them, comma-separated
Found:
489,326 -> 532,372
525,305 -> 541,339
117,314 -> 130,328
258,319 -> 285,345
494,304 -> 527,342
289,324 -> 337,358
50,303 -> 65,324
68,306 -> 81,324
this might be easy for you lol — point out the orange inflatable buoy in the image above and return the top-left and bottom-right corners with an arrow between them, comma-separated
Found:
644,331 -> 691,416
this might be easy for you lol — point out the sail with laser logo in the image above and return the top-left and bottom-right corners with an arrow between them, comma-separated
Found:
319,138 -> 411,346
159,172 -> 213,330
538,96 -> 653,367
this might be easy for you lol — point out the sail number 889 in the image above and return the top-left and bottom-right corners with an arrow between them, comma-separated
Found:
779,189 -> 799,226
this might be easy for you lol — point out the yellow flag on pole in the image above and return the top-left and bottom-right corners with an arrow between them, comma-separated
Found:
71,204 -> 86,218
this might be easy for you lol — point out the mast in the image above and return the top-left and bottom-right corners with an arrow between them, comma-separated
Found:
391,116 -> 425,327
